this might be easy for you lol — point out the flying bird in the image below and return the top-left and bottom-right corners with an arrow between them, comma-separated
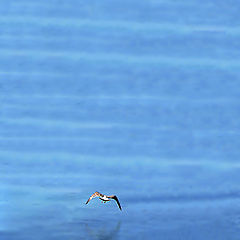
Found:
86,191 -> 122,210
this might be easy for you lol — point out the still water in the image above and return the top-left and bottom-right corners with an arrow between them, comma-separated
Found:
1,0 -> 240,239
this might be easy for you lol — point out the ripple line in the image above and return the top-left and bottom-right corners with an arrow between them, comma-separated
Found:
0,16 -> 239,35
125,191 -> 240,204
1,49 -> 240,68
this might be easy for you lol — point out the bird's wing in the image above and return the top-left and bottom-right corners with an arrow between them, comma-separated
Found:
110,195 -> 122,210
86,191 -> 103,204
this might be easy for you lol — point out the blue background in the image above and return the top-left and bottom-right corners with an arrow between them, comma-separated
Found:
1,0 -> 240,239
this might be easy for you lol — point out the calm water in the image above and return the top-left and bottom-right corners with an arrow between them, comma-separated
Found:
1,0 -> 240,239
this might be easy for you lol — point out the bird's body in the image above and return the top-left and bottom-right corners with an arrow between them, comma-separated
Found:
99,195 -> 111,202
86,191 -> 122,210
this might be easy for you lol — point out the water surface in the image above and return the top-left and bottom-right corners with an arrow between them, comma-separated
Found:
1,0 -> 240,239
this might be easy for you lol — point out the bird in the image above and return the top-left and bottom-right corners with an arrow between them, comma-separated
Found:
86,191 -> 122,210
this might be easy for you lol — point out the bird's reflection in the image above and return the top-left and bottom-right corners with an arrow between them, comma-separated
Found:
85,221 -> 121,240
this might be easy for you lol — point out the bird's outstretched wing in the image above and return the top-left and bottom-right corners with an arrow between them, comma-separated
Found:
86,191 -> 103,204
110,195 -> 122,210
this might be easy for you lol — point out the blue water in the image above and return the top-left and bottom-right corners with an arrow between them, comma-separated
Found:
1,0 -> 240,239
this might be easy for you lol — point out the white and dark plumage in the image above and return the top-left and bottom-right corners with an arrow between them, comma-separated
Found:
86,191 -> 122,211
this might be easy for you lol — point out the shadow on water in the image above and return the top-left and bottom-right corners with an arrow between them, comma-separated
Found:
84,221 -> 121,240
